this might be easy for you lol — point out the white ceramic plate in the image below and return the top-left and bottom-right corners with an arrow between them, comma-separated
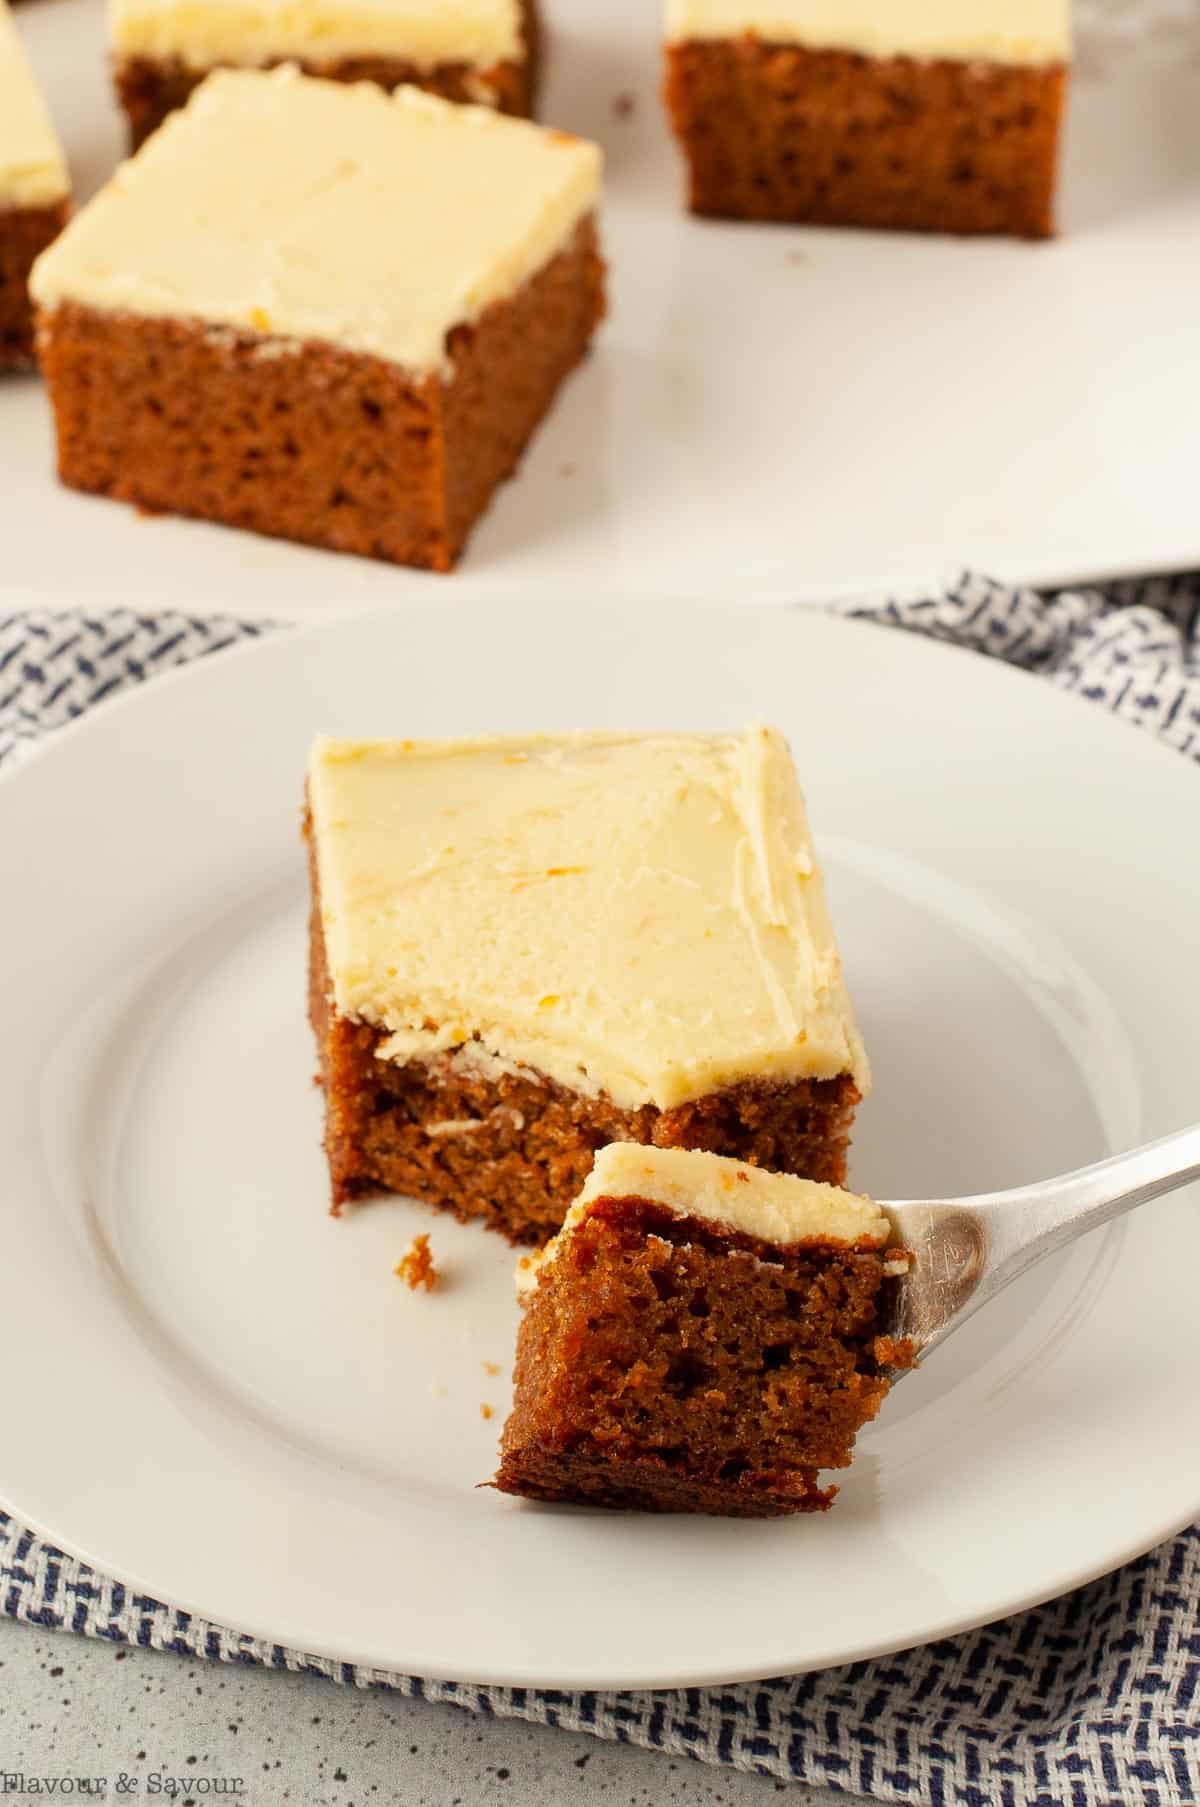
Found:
7,0 -> 1200,618
2,598 -> 1199,1689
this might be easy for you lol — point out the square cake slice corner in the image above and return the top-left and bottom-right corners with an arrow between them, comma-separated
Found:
30,69 -> 603,570
663,0 -> 1071,238
0,0 -> 70,370
111,0 -> 541,147
495,1143 -> 909,1516
304,726 -> 870,1244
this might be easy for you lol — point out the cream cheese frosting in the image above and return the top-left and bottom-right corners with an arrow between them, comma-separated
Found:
308,727 -> 869,1114
664,0 -> 1071,65
517,1146 -> 891,1296
576,1144 -> 889,1245
109,0 -> 523,70
0,2 -> 70,208
29,67 -> 601,374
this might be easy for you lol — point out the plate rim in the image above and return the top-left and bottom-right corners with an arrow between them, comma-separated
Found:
0,588 -> 1173,791
1,1478 -> 1194,1690
3,596 -> 1199,1690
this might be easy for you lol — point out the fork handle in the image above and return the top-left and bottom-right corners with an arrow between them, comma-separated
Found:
888,1122 -> 1200,1360
950,1121 -> 1200,1319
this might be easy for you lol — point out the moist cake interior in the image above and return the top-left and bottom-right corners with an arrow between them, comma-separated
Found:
495,1193 -> 901,1515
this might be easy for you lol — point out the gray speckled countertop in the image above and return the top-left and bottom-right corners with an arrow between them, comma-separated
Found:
0,1618 -> 865,1806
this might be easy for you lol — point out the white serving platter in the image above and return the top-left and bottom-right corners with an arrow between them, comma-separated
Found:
4,0 -> 1200,617
1,598 -> 1198,1688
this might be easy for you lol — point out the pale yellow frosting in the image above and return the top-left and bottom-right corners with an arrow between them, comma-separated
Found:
0,2 -> 70,208
109,0 -> 523,71
517,1146 -> 890,1296
308,727 -> 869,1114
30,68 -> 601,375
577,1145 -> 888,1244
665,0 -> 1071,65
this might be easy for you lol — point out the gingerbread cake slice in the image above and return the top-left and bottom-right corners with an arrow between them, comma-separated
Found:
663,0 -> 1071,238
495,1143 -> 908,1515
111,0 -> 540,149
305,726 -> 870,1245
0,0 -> 69,370
30,69 -> 603,571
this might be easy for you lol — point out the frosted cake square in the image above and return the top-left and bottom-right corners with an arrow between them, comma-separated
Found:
305,727 -> 870,1243
31,70 -> 603,571
496,1144 -> 908,1515
111,0 -> 540,146
0,0 -> 69,369
663,0 -> 1070,237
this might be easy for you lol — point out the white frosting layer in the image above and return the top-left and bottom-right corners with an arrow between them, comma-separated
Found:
0,2 -> 70,207
577,1144 -> 888,1244
30,68 -> 600,374
308,727 -> 869,1114
665,0 -> 1071,65
517,1145 -> 889,1295
109,0 -> 523,70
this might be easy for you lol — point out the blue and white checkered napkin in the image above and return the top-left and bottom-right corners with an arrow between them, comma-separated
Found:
3,571 -> 1199,1803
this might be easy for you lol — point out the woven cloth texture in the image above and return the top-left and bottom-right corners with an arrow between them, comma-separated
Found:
2,571 -> 1199,1804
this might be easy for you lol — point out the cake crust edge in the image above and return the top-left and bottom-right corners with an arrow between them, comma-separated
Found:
114,0 -> 542,145
664,37 -> 1067,238
304,804 -> 862,1244
0,198 -> 70,370
35,213 -> 604,571
495,1194 -> 900,1516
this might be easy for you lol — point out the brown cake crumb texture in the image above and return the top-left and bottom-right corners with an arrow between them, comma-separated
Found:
495,1197 -> 903,1515
394,1231 -> 438,1292
36,215 -> 604,572
115,0 -> 541,147
306,818 -> 860,1243
0,200 -> 69,370
664,38 -> 1065,237
873,1333 -> 916,1369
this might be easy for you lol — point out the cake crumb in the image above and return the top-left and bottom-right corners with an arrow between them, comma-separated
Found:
482,1361 -> 501,1377
873,1334 -> 917,1369
480,1403 -> 494,1420
613,92 -> 635,119
395,1233 -> 438,1293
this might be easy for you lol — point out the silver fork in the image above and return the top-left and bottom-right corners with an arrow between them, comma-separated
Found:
880,1123 -> 1200,1374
